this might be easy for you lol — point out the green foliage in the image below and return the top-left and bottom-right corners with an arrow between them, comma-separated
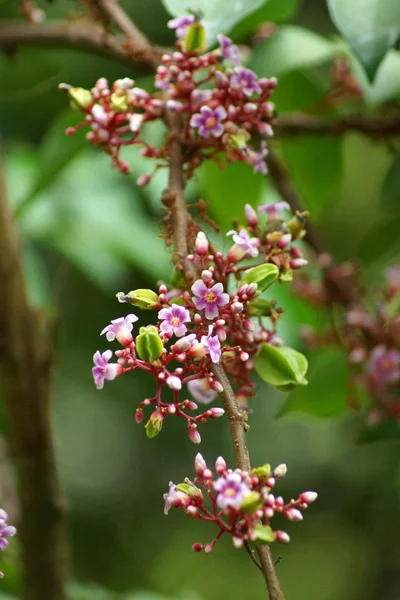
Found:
200,160 -> 264,229
229,0 -> 298,40
254,344 -> 308,391
380,154 -> 400,211
280,349 -> 349,418
327,0 -> 400,80
253,523 -> 275,543
358,419 -> 400,443
353,50 -> 400,107
241,264 -> 279,291
161,0 -> 265,46
251,25 -> 340,78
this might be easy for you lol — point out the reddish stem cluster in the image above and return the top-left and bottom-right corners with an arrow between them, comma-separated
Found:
164,453 -> 317,552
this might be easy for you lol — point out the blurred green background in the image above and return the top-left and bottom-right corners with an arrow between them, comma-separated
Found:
1,1 -> 400,599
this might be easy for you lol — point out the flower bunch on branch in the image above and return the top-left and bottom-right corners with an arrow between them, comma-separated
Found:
164,454 -> 317,552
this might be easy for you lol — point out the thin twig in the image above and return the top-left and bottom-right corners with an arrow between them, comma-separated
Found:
274,113 -> 400,137
0,148 -> 67,600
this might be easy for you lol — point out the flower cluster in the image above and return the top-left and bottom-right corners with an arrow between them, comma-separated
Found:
164,454 -> 317,551
60,14 -> 276,183
0,509 -> 16,578
92,202 -> 308,440
294,259 -> 400,423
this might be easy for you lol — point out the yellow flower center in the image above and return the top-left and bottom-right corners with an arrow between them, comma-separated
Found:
205,116 -> 217,129
171,317 -> 181,326
205,291 -> 217,303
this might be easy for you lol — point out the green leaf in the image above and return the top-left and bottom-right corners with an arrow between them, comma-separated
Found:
200,160 -> 264,229
254,343 -> 308,389
22,245 -> 52,311
254,523 -> 275,543
380,154 -> 400,211
16,109 -> 86,218
327,0 -> 400,80
279,349 -> 349,418
161,0 -> 265,46
356,50 -> 400,107
241,263 -> 279,291
229,0 -> 299,41
358,419 -> 400,443
251,25 -> 340,78
278,135 -> 343,220
357,212 -> 400,263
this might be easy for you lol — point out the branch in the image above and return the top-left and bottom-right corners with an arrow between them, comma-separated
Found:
0,149 -> 67,600
0,20 -> 161,69
266,150 -> 325,255
275,113 -> 400,137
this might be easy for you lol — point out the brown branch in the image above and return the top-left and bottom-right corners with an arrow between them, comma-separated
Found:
0,20 -> 161,69
0,149 -> 67,600
274,113 -> 400,137
266,150 -> 325,254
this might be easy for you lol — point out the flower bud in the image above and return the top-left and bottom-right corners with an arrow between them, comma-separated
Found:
195,453 -> 207,476
215,456 -> 226,474
276,531 -> 290,544
136,326 -> 164,363
130,113 -> 144,132
231,301 -> 244,314
117,289 -> 159,309
195,232 -> 209,256
277,233 -> 292,249
210,380 -> 223,394
145,410 -> 164,439
186,401 -> 198,411
232,537 -> 244,548
189,343 -> 207,360
286,508 -> 303,522
135,409 -> 144,424
166,375 -> 182,391
208,407 -> 225,418
290,258 -> 308,270
137,174 -> 151,187
299,491 -> 318,504
110,92 -> 129,112
59,84 -> 93,109
188,428 -> 201,444
273,464 -> 287,479
192,543 -> 203,552
244,204 -> 258,227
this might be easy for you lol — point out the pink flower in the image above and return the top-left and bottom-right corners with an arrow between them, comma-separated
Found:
201,325 -> 222,363
190,106 -> 227,138
92,350 -> 123,390
258,201 -> 290,220
167,15 -> 195,39
368,345 -> 400,384
187,378 -> 218,405
230,67 -> 261,97
101,314 -> 138,347
191,280 -> 229,320
217,34 -> 241,65
214,472 -> 250,510
0,510 -> 16,551
158,305 -> 191,337
163,482 -> 190,514
226,229 -> 259,258
248,141 -> 268,175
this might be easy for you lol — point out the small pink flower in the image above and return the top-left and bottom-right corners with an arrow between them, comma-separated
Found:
214,472 -> 250,510
230,66 -> 261,97
92,350 -> 123,390
217,34 -> 241,65
187,378 -> 218,405
201,325 -> 222,363
101,314 -> 138,347
190,106 -> 227,138
191,280 -> 229,320
158,305 -> 191,337
227,229 -> 260,258
258,201 -> 290,219
167,15 -> 195,39
163,482 -> 190,514
248,141 -> 268,175
368,345 -> 400,384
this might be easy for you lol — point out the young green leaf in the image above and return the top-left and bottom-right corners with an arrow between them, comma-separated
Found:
254,524 -> 276,544
254,343 -> 308,389
241,263 -> 279,292
327,0 -> 400,81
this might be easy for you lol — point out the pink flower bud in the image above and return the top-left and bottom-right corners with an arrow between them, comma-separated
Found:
189,343 -> 207,360
231,301 -> 244,314
299,491 -> 318,504
201,269 -> 213,282
137,174 -> 151,187
276,531 -> 290,544
290,246 -> 302,259
188,428 -> 201,444
203,469 -> 213,480
159,284 -> 167,294
195,232 -> 209,256
286,508 -> 303,522
208,407 -> 225,418
192,543 -> 203,552
273,464 -> 287,479
240,352 -> 249,362
172,334 -> 196,353
290,258 -> 308,270
135,410 -> 144,424
215,456 -> 227,474
186,401 -> 198,411
168,405 -> 176,414
277,233 -> 292,249
210,380 -> 224,394
204,544 -> 213,553
244,103 -> 257,113
195,452 -> 207,476
166,375 -> 182,391
232,537 -> 244,548
258,122 -> 273,136
186,505 -> 198,516
244,204 -> 258,227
